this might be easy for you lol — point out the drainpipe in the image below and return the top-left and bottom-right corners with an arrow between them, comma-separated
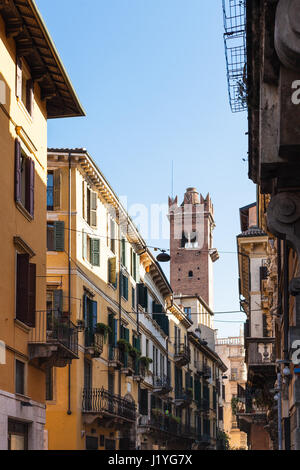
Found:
67,153 -> 72,415
277,371 -> 283,450
283,241 -> 289,363
118,226 -> 122,399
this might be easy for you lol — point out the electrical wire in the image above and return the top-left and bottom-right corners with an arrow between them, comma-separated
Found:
50,223 -> 271,257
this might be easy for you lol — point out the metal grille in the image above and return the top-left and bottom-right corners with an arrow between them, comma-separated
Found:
223,0 -> 247,113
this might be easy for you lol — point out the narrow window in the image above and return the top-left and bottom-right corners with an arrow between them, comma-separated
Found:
15,360 -> 25,395
47,171 -> 54,210
46,367 -> 53,401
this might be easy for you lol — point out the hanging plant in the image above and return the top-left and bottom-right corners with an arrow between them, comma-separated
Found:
130,347 -> 141,358
139,356 -> 153,371
152,408 -> 163,417
117,338 -> 131,352
169,414 -> 181,424
95,323 -> 112,342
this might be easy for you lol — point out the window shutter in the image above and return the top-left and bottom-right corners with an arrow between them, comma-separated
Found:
25,158 -> 35,217
83,294 -> 88,325
27,263 -> 36,327
54,221 -> 65,252
108,257 -> 117,285
90,192 -> 97,227
53,289 -> 63,313
16,254 -> 29,324
113,318 -> 118,346
53,169 -> 61,210
15,139 -> 21,202
121,238 -> 126,266
124,276 -> 128,300
82,181 -> 87,220
90,238 -> 100,266
26,79 -> 34,116
137,283 -> 148,309
16,57 -> 22,98
133,252 -> 137,281
82,230 -> 87,259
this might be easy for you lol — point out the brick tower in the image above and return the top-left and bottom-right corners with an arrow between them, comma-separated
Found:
168,188 -> 218,309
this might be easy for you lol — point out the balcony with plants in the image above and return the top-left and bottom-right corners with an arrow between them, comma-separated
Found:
85,323 -> 111,358
174,343 -> 191,367
28,309 -> 78,368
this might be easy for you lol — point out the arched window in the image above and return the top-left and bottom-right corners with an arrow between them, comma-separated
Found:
188,271 -> 193,278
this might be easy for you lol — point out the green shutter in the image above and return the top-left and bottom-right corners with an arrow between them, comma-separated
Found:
121,238 -> 126,266
108,313 -> 116,346
91,192 -> 97,227
54,221 -> 65,252
90,238 -> 100,266
53,289 -> 63,312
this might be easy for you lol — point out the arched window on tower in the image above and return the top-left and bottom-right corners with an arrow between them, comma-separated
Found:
181,231 -> 199,249
188,271 -> 193,278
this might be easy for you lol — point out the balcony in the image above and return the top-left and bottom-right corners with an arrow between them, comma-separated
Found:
194,361 -> 204,377
153,375 -> 172,394
139,414 -> 181,439
174,344 -> 191,366
108,346 -> 122,369
119,350 -> 135,376
82,388 -> 136,424
246,338 -> 276,386
196,398 -> 210,413
247,338 -> 275,367
28,310 -> 78,368
85,329 -> 104,358
203,365 -> 212,380
174,389 -> 193,407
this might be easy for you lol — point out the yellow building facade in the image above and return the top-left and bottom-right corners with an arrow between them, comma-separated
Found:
45,149 -> 227,450
216,335 -> 247,450
0,0 -> 84,450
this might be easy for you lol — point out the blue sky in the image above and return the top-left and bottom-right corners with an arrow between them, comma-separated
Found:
36,0 -> 255,337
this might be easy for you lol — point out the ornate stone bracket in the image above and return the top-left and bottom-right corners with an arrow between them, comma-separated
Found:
267,192 -> 300,273
275,0 -> 300,71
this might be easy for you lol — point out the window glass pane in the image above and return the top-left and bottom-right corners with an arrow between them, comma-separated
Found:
47,172 -> 54,210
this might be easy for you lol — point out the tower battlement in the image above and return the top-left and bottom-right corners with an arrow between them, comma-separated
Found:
168,187 -> 217,308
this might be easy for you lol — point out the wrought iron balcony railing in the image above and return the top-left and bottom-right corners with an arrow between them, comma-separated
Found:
175,389 -> 193,406
153,375 -> 172,393
108,346 -> 121,366
82,388 -> 136,422
85,329 -> 104,357
28,310 -> 78,366
174,343 -> 191,366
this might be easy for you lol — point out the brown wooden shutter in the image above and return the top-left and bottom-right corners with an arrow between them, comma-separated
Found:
16,254 -> 29,323
26,79 -> 34,116
53,169 -> 61,210
27,263 -> 36,327
15,139 -> 21,202
25,158 -> 35,217
16,57 -> 22,99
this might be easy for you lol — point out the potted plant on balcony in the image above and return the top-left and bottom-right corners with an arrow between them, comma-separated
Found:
95,323 -> 112,343
117,338 -> 131,352
129,347 -> 141,359
169,414 -> 181,425
139,356 -> 153,372
152,408 -> 163,423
